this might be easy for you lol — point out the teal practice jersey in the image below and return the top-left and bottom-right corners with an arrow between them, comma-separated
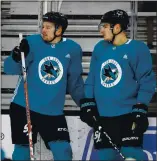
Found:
85,39 -> 156,116
4,34 -> 84,115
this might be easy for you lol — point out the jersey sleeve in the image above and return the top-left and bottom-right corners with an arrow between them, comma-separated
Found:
4,36 -> 33,75
135,42 -> 156,105
84,46 -> 97,98
67,44 -> 84,107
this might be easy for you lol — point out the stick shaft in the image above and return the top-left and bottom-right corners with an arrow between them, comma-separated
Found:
19,33 -> 34,160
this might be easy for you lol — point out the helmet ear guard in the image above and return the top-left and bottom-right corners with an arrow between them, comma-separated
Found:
55,24 -> 60,31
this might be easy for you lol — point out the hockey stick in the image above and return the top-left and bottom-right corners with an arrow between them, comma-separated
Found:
102,130 -> 136,160
102,131 -> 125,160
19,33 -> 34,160
93,116 -> 136,161
93,116 -> 126,160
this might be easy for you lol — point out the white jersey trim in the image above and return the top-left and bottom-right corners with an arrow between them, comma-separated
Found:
63,38 -> 67,42
125,39 -> 132,44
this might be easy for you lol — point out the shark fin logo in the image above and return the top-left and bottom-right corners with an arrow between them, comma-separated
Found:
100,59 -> 122,88
38,56 -> 63,85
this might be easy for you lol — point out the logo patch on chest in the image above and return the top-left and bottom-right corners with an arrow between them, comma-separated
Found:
100,59 -> 122,88
38,56 -> 63,85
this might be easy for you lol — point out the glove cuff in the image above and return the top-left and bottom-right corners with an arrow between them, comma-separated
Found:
20,39 -> 29,54
132,104 -> 148,114
80,98 -> 96,108
12,46 -> 21,63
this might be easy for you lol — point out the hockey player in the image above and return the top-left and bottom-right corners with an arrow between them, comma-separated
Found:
4,11 -> 84,160
80,9 -> 156,160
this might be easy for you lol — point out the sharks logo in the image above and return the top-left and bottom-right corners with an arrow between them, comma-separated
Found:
38,56 -> 63,85
43,62 -> 60,79
100,59 -> 122,88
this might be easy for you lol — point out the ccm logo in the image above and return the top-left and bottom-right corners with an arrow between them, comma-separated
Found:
58,128 -> 68,132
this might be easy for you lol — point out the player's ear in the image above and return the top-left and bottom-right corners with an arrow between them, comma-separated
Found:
113,24 -> 121,34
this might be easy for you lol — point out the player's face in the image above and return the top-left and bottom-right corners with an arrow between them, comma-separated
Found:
41,21 -> 56,41
99,23 -> 113,41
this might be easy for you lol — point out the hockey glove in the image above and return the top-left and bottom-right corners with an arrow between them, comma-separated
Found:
12,39 -> 29,62
131,104 -> 149,134
80,98 -> 99,127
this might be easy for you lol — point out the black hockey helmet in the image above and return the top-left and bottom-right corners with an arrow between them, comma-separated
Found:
99,9 -> 129,31
43,11 -> 68,34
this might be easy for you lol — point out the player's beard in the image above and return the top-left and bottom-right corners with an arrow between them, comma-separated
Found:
103,35 -> 110,41
102,33 -> 109,41
104,35 -> 113,42
41,34 -> 55,43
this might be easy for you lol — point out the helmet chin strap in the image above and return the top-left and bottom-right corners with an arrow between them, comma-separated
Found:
110,24 -> 123,44
48,25 -> 62,43
48,32 -> 57,43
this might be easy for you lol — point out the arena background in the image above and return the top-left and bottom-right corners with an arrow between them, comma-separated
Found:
1,0 -> 157,160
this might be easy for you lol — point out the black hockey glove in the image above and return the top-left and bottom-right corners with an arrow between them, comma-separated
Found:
12,39 -> 29,62
80,98 -> 99,127
131,104 -> 149,134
